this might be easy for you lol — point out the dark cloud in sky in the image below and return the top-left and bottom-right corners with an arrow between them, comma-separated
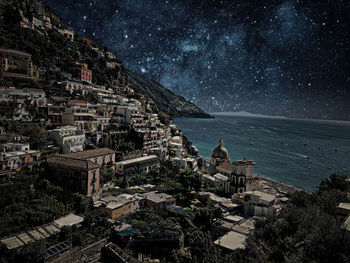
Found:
45,0 -> 350,119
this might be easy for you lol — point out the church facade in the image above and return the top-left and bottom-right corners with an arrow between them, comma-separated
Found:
207,140 -> 255,194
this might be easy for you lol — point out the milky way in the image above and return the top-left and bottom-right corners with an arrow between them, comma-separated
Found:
44,0 -> 350,120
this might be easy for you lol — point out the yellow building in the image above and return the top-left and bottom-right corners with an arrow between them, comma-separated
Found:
0,48 -> 39,79
98,194 -> 140,219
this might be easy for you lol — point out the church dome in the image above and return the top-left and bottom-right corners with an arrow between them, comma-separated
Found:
211,140 -> 230,161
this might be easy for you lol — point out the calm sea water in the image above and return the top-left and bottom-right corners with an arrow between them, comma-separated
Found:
175,114 -> 350,191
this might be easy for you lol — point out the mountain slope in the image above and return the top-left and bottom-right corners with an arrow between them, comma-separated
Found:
128,71 -> 211,118
0,0 -> 211,118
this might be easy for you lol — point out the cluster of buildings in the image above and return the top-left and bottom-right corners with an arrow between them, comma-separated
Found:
96,191 -> 176,220
0,143 -> 40,176
196,140 -> 293,253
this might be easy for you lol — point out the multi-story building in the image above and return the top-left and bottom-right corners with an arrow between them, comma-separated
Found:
41,105 -> 65,127
80,36 -> 97,47
102,130 -> 129,150
0,143 -> 40,172
69,61 -> 92,83
47,156 -> 100,196
19,16 -> 34,30
47,126 -> 85,153
57,28 -> 74,41
88,86 -> 118,104
60,148 -> 115,169
134,128 -> 167,153
0,143 -> 30,152
40,15 -> 52,29
98,194 -> 141,219
47,148 -> 116,196
115,155 -> 160,176
116,106 -> 140,125
0,48 -> 39,79
32,17 -> 44,29
62,107 -> 110,132
0,88 -> 46,107
233,191 -> 278,217
63,81 -> 87,95
216,160 -> 247,194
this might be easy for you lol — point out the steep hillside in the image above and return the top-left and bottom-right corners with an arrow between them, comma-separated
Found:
128,71 -> 211,118
0,0 -> 211,118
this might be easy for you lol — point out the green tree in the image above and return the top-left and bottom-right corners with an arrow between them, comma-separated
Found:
101,168 -> 115,183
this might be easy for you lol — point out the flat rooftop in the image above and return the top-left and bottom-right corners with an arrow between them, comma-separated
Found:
224,215 -> 244,223
54,214 -> 84,227
116,155 -> 158,165
338,203 -> 350,211
245,191 -> 276,203
214,231 -> 247,251
231,218 -> 256,235
143,191 -> 174,203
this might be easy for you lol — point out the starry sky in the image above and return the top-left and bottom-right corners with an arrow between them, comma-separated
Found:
44,0 -> 350,120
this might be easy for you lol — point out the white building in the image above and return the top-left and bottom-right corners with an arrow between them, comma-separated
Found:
62,107 -> 110,132
63,81 -> 87,95
116,106 -> 140,125
47,126 -> 85,153
235,191 -> 278,217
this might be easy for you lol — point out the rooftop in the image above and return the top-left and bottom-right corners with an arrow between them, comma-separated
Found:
0,48 -> 31,57
54,214 -> 84,227
143,191 -> 174,203
214,231 -> 247,251
69,100 -> 87,104
116,155 -> 158,165
232,156 -> 255,166
338,203 -> 350,211
231,218 -> 256,235
0,223 -> 60,250
214,173 -> 228,181
61,148 -> 115,160
245,191 -> 276,203
217,161 -> 233,172
100,194 -> 137,210
47,156 -> 99,169
224,215 -> 244,223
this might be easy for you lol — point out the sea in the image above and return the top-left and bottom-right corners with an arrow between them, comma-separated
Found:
175,114 -> 350,191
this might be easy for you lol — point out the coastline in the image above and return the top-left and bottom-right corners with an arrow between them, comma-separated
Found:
196,154 -> 302,193
257,175 -> 303,193
210,111 -> 350,124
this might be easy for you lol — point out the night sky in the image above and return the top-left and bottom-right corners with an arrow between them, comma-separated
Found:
44,0 -> 350,120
